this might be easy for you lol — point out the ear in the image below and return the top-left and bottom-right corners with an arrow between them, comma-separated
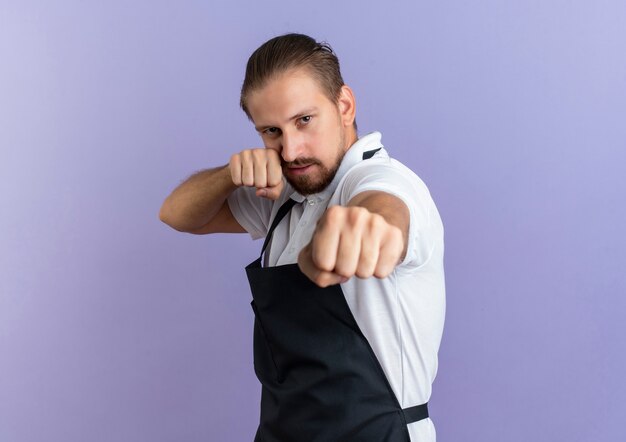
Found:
337,85 -> 356,128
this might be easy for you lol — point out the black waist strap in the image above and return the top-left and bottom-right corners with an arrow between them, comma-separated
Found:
403,403 -> 429,424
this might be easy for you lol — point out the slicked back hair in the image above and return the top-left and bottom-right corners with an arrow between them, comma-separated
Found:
240,33 -> 356,131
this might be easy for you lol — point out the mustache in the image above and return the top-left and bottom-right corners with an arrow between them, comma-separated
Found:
282,158 -> 322,168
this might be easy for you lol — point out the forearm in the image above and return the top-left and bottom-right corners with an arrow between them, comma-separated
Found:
159,165 -> 237,231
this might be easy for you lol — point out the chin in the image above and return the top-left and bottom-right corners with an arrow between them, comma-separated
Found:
287,177 -> 329,196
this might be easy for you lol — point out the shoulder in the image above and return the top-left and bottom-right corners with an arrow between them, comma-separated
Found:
336,153 -> 433,208
334,152 -> 443,269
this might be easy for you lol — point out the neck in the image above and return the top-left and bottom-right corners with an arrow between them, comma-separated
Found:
344,126 -> 358,152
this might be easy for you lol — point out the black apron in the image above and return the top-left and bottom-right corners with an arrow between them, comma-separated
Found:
245,149 -> 429,442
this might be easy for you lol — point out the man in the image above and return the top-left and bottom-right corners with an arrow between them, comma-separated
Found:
159,33 -> 445,441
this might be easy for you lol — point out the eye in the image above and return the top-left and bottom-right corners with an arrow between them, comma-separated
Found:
299,115 -> 312,125
263,127 -> 281,137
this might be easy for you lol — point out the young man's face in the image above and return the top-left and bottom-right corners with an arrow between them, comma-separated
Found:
246,68 -> 356,195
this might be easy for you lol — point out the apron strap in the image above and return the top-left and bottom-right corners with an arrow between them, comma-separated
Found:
362,147 -> 382,159
259,146 -> 383,262
403,402 -> 429,423
259,197 -> 298,259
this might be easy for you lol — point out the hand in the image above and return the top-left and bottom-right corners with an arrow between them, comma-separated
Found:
297,205 -> 405,287
229,148 -> 284,200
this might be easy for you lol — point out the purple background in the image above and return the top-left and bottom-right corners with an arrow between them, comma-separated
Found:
1,1 -> 625,441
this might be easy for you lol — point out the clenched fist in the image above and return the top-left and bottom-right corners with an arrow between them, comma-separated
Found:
298,200 -> 407,288
229,148 -> 284,200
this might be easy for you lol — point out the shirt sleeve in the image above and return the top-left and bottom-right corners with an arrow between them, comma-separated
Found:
226,186 -> 273,240
338,158 -> 437,269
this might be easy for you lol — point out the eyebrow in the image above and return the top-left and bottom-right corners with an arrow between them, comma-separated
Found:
255,107 -> 318,132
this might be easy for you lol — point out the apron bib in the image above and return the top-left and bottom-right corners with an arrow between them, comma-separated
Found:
245,149 -> 428,441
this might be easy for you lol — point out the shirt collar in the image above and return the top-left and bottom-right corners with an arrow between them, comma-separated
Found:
289,131 -> 384,204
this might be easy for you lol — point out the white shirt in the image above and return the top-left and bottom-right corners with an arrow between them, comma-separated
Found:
227,131 -> 445,442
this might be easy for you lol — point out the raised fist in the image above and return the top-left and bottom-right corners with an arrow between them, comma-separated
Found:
229,148 -> 284,200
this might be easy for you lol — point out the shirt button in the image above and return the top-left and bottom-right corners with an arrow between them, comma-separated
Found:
308,199 -> 316,206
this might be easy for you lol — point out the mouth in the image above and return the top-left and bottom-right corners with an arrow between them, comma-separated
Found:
285,163 -> 314,176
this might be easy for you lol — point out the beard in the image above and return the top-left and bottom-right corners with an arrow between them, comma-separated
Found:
282,145 -> 346,196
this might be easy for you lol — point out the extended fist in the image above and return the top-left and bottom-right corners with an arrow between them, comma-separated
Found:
298,204 -> 405,288
229,148 -> 284,200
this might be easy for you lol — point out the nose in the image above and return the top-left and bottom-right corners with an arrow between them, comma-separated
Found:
280,129 -> 303,163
